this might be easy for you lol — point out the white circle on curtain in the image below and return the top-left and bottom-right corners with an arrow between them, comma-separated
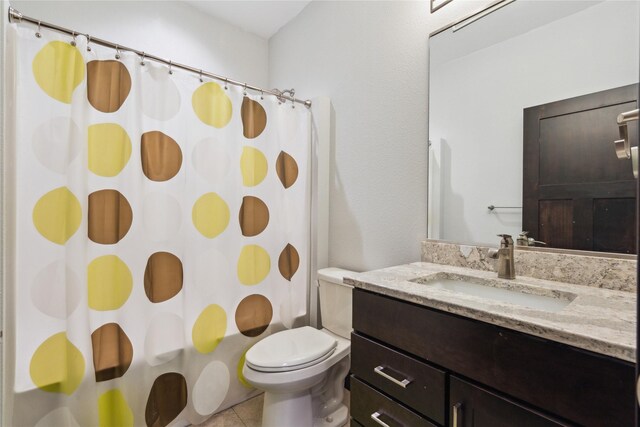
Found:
143,192 -> 182,242
279,298 -> 297,330
31,260 -> 81,319
192,137 -> 231,184
32,117 -> 81,174
194,248 -> 232,295
144,312 -> 185,366
141,63 -> 181,121
35,407 -> 81,427
192,360 -> 230,416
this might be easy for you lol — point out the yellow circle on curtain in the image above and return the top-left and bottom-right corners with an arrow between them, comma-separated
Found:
192,192 -> 230,238
240,146 -> 268,187
88,123 -> 132,177
29,332 -> 85,395
98,389 -> 134,427
237,245 -> 270,285
192,82 -> 233,128
88,255 -> 133,311
32,41 -> 85,103
192,304 -> 227,354
33,187 -> 82,245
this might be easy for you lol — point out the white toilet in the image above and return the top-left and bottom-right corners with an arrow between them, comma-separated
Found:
243,267 -> 355,427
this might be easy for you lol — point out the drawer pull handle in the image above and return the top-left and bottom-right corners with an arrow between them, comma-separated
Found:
371,411 -> 393,427
374,365 -> 412,388
452,402 -> 462,427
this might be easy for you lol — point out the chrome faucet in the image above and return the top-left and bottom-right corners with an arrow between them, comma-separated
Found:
488,234 -> 515,279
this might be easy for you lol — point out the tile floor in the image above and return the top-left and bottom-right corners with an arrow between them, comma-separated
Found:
197,394 -> 263,427
196,390 -> 351,427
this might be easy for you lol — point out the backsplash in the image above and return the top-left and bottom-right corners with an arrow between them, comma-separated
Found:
422,240 -> 636,292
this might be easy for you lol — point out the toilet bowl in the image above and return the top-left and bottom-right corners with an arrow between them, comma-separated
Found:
242,268 -> 355,427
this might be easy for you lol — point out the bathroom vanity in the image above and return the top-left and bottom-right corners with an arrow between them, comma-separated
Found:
402,0 -> 639,424
347,261 -> 636,427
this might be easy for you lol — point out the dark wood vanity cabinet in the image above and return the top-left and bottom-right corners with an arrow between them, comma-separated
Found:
350,289 -> 635,427
449,376 -> 565,427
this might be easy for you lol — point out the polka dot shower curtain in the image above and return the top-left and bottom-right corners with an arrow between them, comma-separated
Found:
6,24 -> 310,427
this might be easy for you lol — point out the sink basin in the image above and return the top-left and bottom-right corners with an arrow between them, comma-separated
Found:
411,273 -> 576,313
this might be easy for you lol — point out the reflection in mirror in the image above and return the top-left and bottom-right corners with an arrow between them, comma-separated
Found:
428,0 -> 639,254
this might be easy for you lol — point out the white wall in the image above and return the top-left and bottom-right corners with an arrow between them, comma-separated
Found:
429,1 -> 639,246
0,1 -> 6,422
269,0 -> 491,272
9,0 -> 269,87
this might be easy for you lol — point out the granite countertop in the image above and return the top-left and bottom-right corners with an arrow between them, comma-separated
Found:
345,262 -> 636,362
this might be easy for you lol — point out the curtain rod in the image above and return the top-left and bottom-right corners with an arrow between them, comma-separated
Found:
7,6 -> 312,108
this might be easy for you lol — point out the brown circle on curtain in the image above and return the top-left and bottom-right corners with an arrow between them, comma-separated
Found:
88,189 -> 133,244
276,151 -> 299,189
239,196 -> 269,237
141,131 -> 183,182
278,243 -> 300,281
144,252 -> 183,303
235,294 -> 273,337
90,322 -> 133,382
145,372 -> 188,427
241,97 -> 267,139
87,60 -> 132,113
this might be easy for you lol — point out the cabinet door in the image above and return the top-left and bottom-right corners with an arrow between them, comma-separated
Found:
449,376 -> 570,427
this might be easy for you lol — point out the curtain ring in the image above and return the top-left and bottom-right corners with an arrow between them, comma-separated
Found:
199,69 -> 203,83
35,21 -> 42,38
70,31 -> 77,47
168,60 -> 173,75
224,78 -> 228,90
243,83 -> 248,97
140,52 -> 146,66
86,35 -> 92,52
115,45 -> 121,60
260,90 -> 264,100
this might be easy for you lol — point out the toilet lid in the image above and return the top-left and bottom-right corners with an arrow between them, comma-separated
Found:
245,326 -> 337,372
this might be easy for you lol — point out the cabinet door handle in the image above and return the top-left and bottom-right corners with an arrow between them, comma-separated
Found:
371,411 -> 394,427
374,365 -> 412,388
452,402 -> 462,427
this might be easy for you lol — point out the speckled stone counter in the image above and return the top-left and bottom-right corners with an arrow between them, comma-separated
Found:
345,262 -> 636,362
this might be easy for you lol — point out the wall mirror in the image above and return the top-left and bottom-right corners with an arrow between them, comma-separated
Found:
428,0 -> 639,254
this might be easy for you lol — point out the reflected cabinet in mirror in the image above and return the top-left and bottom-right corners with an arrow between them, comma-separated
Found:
428,0 -> 639,254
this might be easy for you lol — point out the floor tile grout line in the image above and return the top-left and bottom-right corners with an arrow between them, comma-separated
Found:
231,407 -> 249,427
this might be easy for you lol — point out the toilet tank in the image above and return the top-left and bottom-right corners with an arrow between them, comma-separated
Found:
317,268 -> 356,339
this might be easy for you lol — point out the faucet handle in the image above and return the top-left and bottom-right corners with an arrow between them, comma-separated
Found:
517,231 -> 529,246
497,234 -> 513,247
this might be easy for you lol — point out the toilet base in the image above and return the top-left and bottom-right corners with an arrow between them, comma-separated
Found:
313,403 -> 348,427
261,391 -> 348,427
260,356 -> 350,427
262,390 -> 313,427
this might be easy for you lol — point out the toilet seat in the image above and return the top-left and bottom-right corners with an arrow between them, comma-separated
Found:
246,326 -> 337,373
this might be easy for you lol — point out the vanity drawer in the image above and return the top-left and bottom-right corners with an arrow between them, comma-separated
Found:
353,289 -> 635,426
351,333 -> 446,425
351,377 -> 438,427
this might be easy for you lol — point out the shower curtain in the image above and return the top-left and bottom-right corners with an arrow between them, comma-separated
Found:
6,24 -> 310,427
